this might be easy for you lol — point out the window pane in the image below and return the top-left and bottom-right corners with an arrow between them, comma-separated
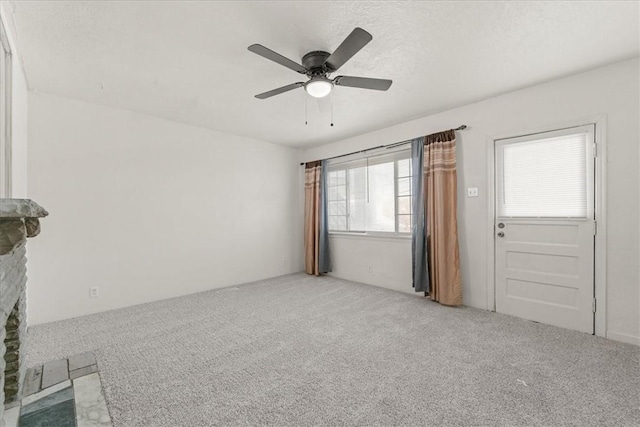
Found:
328,216 -> 337,230
397,177 -> 411,196
347,162 -> 396,232
349,200 -> 367,231
397,159 -> 411,178
498,132 -> 588,218
327,148 -> 412,234
398,214 -> 412,233
349,167 -> 367,199
367,162 -> 395,232
329,215 -> 348,231
349,167 -> 367,231
329,185 -> 337,201
397,196 -> 411,214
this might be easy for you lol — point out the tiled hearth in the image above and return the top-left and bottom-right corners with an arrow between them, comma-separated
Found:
4,352 -> 112,427
1,199 -> 48,427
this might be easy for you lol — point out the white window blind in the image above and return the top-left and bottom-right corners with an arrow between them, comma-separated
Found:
497,130 -> 591,218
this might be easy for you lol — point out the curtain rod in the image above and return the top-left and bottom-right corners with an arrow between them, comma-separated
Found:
300,125 -> 467,166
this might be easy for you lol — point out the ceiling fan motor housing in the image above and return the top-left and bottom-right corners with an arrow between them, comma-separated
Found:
302,51 -> 332,75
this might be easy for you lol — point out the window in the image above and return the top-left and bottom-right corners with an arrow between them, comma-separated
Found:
496,126 -> 593,218
0,18 -> 11,198
327,149 -> 413,235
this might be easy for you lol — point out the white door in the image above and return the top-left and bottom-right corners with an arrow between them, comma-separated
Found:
494,125 -> 595,334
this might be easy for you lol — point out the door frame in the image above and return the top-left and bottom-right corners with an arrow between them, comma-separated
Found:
486,115 -> 607,337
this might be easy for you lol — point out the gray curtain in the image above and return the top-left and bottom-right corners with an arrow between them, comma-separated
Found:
411,137 -> 429,293
318,159 -> 332,273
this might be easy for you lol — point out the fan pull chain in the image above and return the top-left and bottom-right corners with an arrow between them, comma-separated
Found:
305,94 -> 308,125
330,92 -> 334,127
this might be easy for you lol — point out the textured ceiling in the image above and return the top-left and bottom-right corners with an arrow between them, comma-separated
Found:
4,1 -> 639,147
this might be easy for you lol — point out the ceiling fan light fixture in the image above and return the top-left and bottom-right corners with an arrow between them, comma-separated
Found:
305,78 -> 333,98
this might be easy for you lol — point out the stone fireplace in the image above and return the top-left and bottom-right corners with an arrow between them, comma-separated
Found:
0,199 -> 47,426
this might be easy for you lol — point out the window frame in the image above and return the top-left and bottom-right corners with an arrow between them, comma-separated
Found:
394,155 -> 413,234
0,17 -> 12,198
327,148 -> 414,238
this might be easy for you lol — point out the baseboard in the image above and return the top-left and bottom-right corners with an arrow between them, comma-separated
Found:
607,331 -> 640,346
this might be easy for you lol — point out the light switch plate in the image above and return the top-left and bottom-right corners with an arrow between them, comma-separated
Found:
467,187 -> 479,197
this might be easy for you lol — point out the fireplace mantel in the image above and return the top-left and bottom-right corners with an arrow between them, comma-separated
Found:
0,199 -> 48,219
0,199 -> 48,247
0,199 -> 48,426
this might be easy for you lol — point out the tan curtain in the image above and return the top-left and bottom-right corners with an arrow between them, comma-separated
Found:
304,161 -> 322,275
424,130 -> 462,306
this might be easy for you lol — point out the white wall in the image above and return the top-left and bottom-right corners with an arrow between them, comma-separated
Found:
27,92 -> 303,324
304,58 -> 640,345
0,4 -> 28,197
329,234 -> 413,295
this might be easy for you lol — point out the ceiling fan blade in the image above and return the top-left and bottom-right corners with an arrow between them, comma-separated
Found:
324,28 -> 373,72
334,76 -> 392,91
255,82 -> 304,99
248,44 -> 307,74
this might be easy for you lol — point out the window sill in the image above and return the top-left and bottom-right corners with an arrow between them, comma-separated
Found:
329,232 -> 411,241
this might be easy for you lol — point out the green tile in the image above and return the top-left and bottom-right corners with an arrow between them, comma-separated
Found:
19,398 -> 76,427
22,381 -> 72,407
21,387 -> 73,416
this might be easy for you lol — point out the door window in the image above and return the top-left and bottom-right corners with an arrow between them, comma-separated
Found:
496,126 -> 594,219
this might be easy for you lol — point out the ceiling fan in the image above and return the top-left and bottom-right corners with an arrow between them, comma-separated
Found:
248,27 -> 392,100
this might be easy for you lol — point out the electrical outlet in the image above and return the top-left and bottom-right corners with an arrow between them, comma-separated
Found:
467,187 -> 479,198
89,287 -> 99,298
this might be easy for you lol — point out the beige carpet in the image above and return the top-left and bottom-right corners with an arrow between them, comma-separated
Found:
27,273 -> 640,426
